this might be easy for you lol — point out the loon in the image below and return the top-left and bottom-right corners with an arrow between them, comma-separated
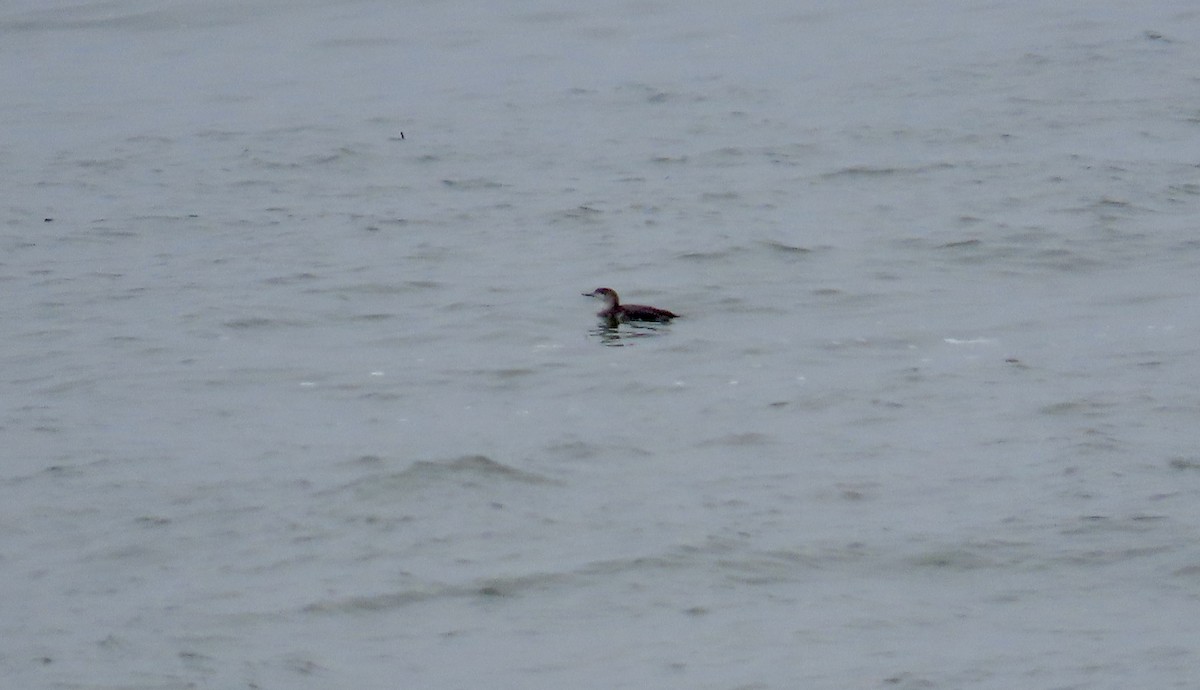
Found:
583,287 -> 678,323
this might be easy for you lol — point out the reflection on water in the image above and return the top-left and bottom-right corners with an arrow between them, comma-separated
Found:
588,321 -> 672,347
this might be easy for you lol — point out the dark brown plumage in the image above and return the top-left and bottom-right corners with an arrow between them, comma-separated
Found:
583,287 -> 678,323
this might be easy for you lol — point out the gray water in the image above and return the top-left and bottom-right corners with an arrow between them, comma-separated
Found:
4,1 -> 1200,688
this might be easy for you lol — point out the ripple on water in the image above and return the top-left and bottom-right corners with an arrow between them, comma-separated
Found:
318,455 -> 559,500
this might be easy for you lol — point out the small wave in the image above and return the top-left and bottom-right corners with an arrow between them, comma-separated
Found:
547,205 -> 604,224
441,178 -> 504,190
304,539 -> 880,616
222,316 -> 310,330
458,367 -> 538,381
820,162 -> 953,179
1038,399 -> 1117,417
304,588 -> 443,614
676,246 -> 746,261
311,280 -> 443,296
1168,457 -> 1200,471
697,432 -> 776,447
936,238 -> 983,249
262,272 -> 320,285
398,454 -> 557,486
758,239 -> 814,254
319,455 -> 558,500
908,548 -> 1000,570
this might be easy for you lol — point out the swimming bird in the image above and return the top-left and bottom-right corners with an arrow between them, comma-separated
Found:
583,287 -> 678,324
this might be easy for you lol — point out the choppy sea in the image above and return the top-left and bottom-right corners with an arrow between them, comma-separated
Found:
4,1 -> 1200,688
